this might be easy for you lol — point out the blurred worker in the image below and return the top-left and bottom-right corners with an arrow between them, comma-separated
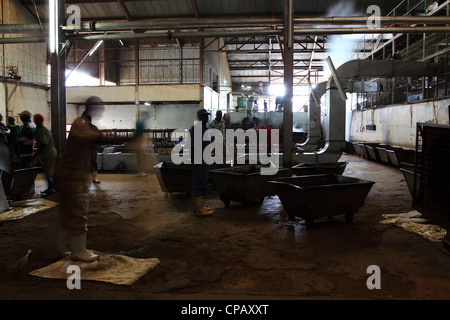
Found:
33,114 -> 57,195
0,113 -> 10,144
85,115 -> 101,183
208,110 -> 227,162
18,110 -> 35,168
7,116 -> 21,168
54,96 -> 135,262
208,110 -> 225,136
190,108 -> 213,217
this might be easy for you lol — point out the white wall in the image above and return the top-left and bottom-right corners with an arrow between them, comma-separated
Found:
350,99 -> 450,148
66,102 -> 200,130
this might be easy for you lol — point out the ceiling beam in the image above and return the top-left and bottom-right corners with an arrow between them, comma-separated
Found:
117,0 -> 133,21
191,0 -> 200,18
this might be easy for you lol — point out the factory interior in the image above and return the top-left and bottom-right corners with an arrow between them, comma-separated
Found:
0,0 -> 450,307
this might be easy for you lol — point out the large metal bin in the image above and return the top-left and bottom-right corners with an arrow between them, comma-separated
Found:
357,142 -> 380,159
365,144 -> 388,162
154,162 -> 193,194
386,148 -> 415,167
268,174 -> 375,225
292,162 -> 347,176
210,165 -> 292,207
376,146 -> 402,165
352,143 -> 364,157
154,162 -> 231,195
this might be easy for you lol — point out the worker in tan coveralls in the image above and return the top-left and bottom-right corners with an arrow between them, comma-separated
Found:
55,96 -> 134,262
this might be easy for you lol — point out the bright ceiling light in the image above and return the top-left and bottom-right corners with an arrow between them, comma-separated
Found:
49,0 -> 58,53
269,84 -> 285,97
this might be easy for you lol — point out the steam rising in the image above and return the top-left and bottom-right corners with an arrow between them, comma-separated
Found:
323,0 -> 364,79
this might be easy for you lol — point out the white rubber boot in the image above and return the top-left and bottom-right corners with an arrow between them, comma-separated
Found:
69,233 -> 100,262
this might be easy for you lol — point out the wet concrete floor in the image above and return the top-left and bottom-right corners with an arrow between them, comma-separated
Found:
0,154 -> 449,300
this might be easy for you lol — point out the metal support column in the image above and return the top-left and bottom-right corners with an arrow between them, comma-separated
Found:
199,37 -> 204,109
135,39 -> 140,124
283,0 -> 293,168
50,0 -> 67,155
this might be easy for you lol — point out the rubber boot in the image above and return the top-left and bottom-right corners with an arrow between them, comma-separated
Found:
49,217 -> 71,257
41,177 -> 56,195
68,233 -> 100,262
193,196 -> 213,216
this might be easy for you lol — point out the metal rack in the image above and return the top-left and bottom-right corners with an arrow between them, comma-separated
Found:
413,123 -> 450,237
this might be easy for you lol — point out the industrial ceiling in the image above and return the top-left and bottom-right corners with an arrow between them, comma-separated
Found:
18,0 -> 450,91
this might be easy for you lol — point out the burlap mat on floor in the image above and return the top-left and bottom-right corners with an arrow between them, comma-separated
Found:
30,251 -> 160,285
0,198 -> 58,222
380,211 -> 447,243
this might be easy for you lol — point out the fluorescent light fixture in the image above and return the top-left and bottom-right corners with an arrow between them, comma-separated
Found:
49,0 -> 58,53
144,102 -> 151,106
89,40 -> 104,56
119,40 -> 124,46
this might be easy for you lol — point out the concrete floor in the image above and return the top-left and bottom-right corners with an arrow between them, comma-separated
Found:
0,154 -> 449,301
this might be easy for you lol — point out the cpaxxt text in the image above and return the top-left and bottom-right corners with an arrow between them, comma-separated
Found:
181,304 -> 269,317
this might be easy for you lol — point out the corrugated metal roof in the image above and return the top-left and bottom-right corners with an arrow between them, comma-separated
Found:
17,0 -> 435,89
126,0 -> 195,18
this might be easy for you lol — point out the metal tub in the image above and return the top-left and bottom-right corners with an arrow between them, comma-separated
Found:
365,143 -> 388,162
352,143 -> 364,157
399,161 -> 419,197
268,174 -> 375,225
292,162 -> 348,176
211,165 -> 292,207
386,148 -> 415,167
154,162 -> 235,195
358,143 -> 380,159
154,162 -> 193,194
376,146 -> 403,165
9,167 -> 41,198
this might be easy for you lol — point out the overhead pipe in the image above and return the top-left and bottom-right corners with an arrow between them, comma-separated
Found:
81,17 -> 283,32
301,79 -> 380,152
301,81 -> 327,152
2,25 -> 449,45
293,26 -> 450,35
79,16 -> 450,32
1,15 -> 449,35
0,24 -> 45,33
293,16 -> 450,26
72,29 -> 283,41
292,59 -> 439,164
71,25 -> 450,42
0,37 -> 45,44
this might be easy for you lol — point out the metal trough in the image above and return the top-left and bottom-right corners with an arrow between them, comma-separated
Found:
9,167 -> 41,198
352,143 -> 364,157
398,161 -> 419,197
210,165 -> 292,207
386,148 -> 415,167
292,162 -> 347,176
356,143 -> 380,159
365,144 -> 388,162
268,174 -> 375,225
154,162 -> 234,195
376,146 -> 403,165
400,168 -> 415,197
154,162 -> 193,195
